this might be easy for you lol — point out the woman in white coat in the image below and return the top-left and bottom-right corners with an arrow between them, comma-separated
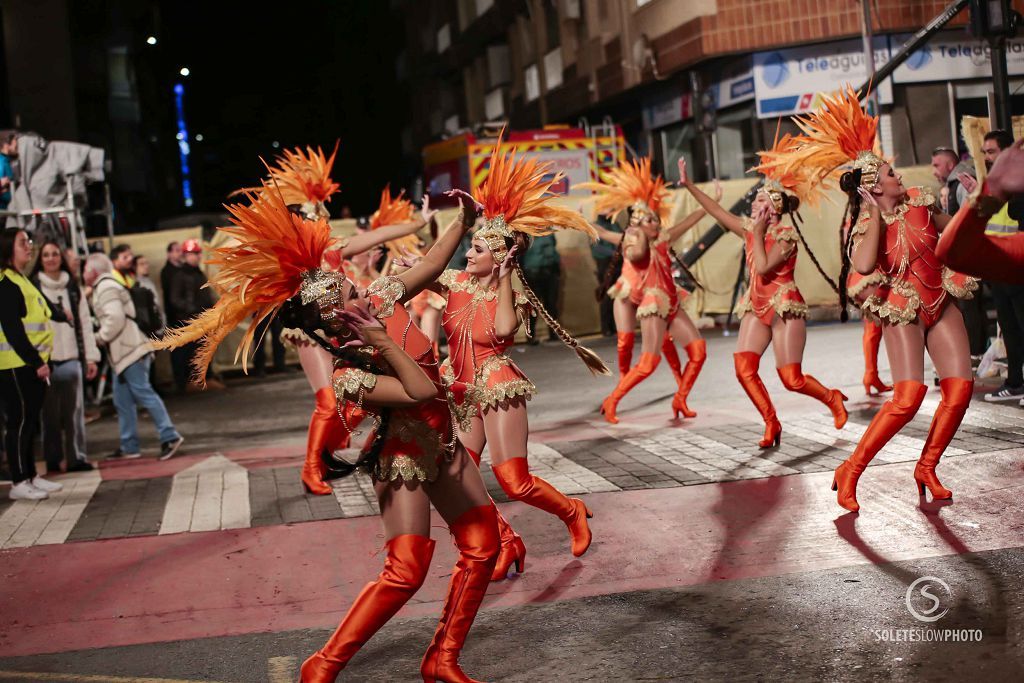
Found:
31,240 -> 100,472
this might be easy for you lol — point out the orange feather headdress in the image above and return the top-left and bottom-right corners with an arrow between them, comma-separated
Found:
473,131 -> 598,264
153,185 -> 338,381
577,157 -> 672,223
784,85 -> 883,189
370,185 -> 422,263
750,131 -> 828,210
232,142 -> 341,219
467,131 -> 608,376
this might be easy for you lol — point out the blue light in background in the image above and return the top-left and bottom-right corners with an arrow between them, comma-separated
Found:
173,82 -> 193,208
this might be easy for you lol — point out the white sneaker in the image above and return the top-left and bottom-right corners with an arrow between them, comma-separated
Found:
10,481 -> 47,500
31,477 -> 63,493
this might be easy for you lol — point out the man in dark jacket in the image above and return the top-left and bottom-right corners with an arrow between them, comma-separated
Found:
169,239 -> 222,391
521,234 -> 562,342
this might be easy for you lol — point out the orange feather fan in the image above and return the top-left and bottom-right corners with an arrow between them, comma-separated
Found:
232,141 -> 341,208
577,157 -> 672,222
475,133 -> 598,240
153,186 -> 337,381
370,185 -> 422,262
777,85 -> 881,183
750,132 -> 828,207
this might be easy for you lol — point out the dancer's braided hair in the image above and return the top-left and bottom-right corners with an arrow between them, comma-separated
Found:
595,241 -> 624,302
501,233 -> 609,376
279,295 -> 391,479
835,169 -> 865,323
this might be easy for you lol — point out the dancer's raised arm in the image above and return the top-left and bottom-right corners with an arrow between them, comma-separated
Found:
678,159 -> 744,235
341,196 -> 436,257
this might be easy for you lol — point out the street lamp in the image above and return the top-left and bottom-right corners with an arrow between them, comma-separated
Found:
146,36 -> 157,46
179,67 -> 190,77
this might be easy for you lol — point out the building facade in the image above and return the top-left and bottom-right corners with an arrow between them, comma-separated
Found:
398,0 -> 1024,182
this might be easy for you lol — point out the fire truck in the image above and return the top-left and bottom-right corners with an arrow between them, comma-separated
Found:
422,122 -> 625,205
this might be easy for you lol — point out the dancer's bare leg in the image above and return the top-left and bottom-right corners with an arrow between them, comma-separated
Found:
484,398 -> 593,556
771,316 -> 847,428
734,315 -> 779,446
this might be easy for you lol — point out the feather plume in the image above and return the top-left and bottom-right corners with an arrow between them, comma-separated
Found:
778,85 -> 880,183
750,132 -> 828,207
230,141 -> 341,206
475,130 -> 598,240
577,157 -> 672,222
153,185 -> 337,381
370,185 -> 422,261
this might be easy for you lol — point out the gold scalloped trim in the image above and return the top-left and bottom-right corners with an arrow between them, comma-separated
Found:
862,278 -> 922,326
439,270 -> 528,310
372,413 -> 444,483
735,282 -> 807,320
366,275 -> 407,318
769,223 -> 798,243
846,271 -> 888,299
636,287 -> 673,319
333,368 -> 377,402
942,268 -> 978,300
468,355 -> 536,410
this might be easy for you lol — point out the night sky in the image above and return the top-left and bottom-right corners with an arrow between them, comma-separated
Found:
155,1 -> 411,217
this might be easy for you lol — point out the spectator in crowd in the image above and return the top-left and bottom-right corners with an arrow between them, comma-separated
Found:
85,253 -> 184,460
521,233 -> 562,342
161,241 -> 187,386
933,147 -> 987,357
0,228 -> 66,499
170,239 -> 223,391
109,244 -> 136,288
959,130 -> 1024,403
31,240 -> 99,473
591,214 -> 623,336
133,254 -> 165,333
0,131 -> 17,210
931,147 -> 959,213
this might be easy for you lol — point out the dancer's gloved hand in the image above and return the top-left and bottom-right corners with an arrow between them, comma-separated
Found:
493,244 -> 520,281
420,194 -> 438,226
857,186 -> 879,207
335,292 -> 385,347
391,247 -> 422,270
677,157 -> 690,186
444,189 -> 483,225
750,203 -> 771,237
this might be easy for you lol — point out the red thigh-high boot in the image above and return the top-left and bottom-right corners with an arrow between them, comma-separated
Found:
915,378 -> 972,500
862,322 -> 892,395
300,534 -> 435,681
672,339 -> 707,419
734,352 -> 781,448
832,380 -> 927,512
616,332 -> 636,379
466,446 -> 527,582
491,457 -> 593,557
600,352 -> 660,424
777,363 -> 849,429
421,504 -> 500,683
662,334 -> 682,382
302,387 -> 346,495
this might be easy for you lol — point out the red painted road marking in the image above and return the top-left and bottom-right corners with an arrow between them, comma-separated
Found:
1,449 -> 1021,657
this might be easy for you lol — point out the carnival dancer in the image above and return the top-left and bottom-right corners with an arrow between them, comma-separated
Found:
237,144 -> 432,496
411,139 -> 608,581
681,136 -> 848,448
367,186 -> 446,355
156,184 -> 500,683
581,158 -> 712,423
936,138 -> 1024,284
785,86 -> 977,511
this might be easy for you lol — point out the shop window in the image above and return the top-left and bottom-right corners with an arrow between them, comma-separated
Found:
713,105 -> 757,181
657,121 -> 702,183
